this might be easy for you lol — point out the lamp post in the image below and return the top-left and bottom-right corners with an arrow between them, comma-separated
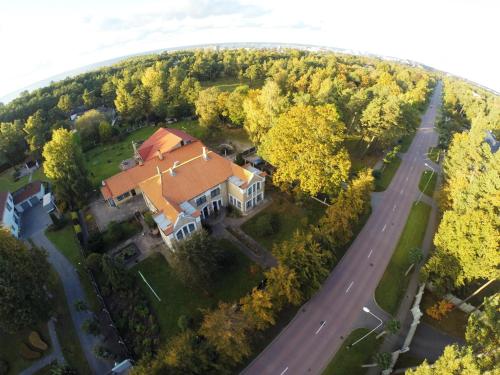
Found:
349,307 -> 383,347
417,163 -> 435,204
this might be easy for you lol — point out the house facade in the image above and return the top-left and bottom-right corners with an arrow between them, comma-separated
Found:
0,191 -> 21,238
13,181 -> 45,213
101,128 -> 265,248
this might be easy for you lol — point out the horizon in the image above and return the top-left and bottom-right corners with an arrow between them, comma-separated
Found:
1,0 -> 499,103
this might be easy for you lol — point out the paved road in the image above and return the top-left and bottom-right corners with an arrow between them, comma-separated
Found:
243,82 -> 443,375
409,322 -> 465,362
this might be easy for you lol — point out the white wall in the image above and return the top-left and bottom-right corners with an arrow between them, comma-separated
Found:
1,193 -> 20,237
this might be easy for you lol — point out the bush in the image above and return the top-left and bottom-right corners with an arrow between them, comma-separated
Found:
28,331 -> 48,351
82,318 -> 101,336
143,212 -> 155,229
86,232 -> 104,253
20,343 -> 41,360
372,169 -> 382,179
235,153 -> 245,166
0,359 -> 9,375
253,213 -> 280,237
70,211 -> 78,220
48,213 -> 68,231
73,224 -> 82,234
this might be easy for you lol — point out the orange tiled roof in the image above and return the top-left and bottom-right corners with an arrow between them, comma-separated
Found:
137,128 -> 196,161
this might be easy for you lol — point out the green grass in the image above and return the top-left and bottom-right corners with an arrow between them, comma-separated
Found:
421,291 -> 468,340
241,192 -> 326,252
375,202 -> 432,315
45,226 -> 100,311
322,328 -> 380,375
374,157 -> 402,192
131,239 -> 262,342
200,77 -> 264,91
0,322 -> 51,375
50,270 -> 91,374
399,131 -> 416,153
427,147 -> 440,163
0,167 -> 46,192
418,170 -> 437,197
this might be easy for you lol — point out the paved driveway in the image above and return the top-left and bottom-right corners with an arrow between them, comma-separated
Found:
21,202 -> 53,238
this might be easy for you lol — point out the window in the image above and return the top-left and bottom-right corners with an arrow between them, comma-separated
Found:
256,182 -> 261,191
5,202 -> 12,212
195,195 -> 207,206
183,226 -> 189,236
188,223 -> 195,232
116,191 -> 131,201
176,223 -> 196,241
176,230 -> 184,240
237,201 -> 242,209
257,193 -> 263,202
246,200 -> 252,209
210,187 -> 221,198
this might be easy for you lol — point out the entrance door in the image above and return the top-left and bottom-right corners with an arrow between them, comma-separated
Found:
212,200 -> 219,213
202,206 -> 209,219
131,189 -> 137,196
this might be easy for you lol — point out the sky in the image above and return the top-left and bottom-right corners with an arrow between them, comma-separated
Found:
0,0 -> 499,102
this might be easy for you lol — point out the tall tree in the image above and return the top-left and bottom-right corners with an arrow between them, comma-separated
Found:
0,120 -> 27,164
264,265 -> 303,310
195,87 -> 222,128
24,110 -> 50,152
57,94 -> 73,114
406,345 -> 481,375
0,230 -> 51,333
241,288 -> 275,330
43,128 -> 91,208
260,103 -> 350,196
199,302 -> 252,364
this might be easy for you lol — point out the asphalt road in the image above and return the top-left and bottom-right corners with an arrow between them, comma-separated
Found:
242,82 -> 442,375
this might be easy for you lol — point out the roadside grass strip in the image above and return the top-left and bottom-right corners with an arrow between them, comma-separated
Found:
374,157 -> 402,192
322,328 -> 380,375
375,202 -> 432,315
427,147 -> 440,163
418,170 -> 437,197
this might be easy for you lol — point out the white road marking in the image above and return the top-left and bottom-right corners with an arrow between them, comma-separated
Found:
345,281 -> 354,294
393,204 -> 397,211
280,367 -> 289,375
368,249 -> 373,258
315,321 -> 326,335
382,224 -> 387,232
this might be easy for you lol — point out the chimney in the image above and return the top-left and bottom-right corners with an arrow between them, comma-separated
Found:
173,161 -> 180,169
157,149 -> 164,160
202,147 -> 209,160
138,159 -> 144,166
132,141 -> 138,156
169,168 -> 175,176
156,166 -> 161,176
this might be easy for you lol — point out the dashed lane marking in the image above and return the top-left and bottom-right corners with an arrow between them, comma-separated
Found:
345,281 -> 354,294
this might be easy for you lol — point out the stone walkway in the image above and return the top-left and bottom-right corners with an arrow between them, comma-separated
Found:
19,319 -> 65,375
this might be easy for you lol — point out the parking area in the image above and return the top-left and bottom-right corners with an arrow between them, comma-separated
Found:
89,195 -> 147,231
20,202 -> 53,238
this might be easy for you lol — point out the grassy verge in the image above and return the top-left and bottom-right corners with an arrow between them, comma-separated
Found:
374,157 -> 402,192
131,239 -> 262,342
421,291 -> 468,340
418,170 -> 437,197
399,131 -> 416,153
427,147 -> 440,163
0,322 -> 50,375
322,328 -> 380,375
375,202 -> 432,315
50,270 -> 91,374
0,167 -> 46,192
241,191 -> 326,252
45,226 -> 100,311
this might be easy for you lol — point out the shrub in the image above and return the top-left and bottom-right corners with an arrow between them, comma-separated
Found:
86,232 -> 104,253
372,169 -> 382,179
48,213 -> 68,231
143,212 -> 155,229
0,359 -> 9,375
73,224 -> 82,234
235,153 -> 244,166
86,252 -> 103,272
28,331 -> 48,351
82,318 -> 101,336
426,299 -> 454,320
254,213 -> 280,236
70,212 -> 78,220
20,343 -> 41,360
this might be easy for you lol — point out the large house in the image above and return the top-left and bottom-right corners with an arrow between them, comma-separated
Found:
0,191 -> 21,237
101,128 -> 266,247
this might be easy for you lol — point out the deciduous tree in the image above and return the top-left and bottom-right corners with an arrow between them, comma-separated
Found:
241,288 -> 275,330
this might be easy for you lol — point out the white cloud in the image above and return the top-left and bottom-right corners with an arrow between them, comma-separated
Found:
0,0 -> 498,101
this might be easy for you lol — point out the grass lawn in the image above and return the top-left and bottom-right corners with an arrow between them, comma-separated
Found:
322,328 -> 380,375
418,170 -> 437,197
45,226 -> 100,311
0,322 -> 51,375
131,239 -> 262,342
421,291 -> 468,340
241,191 -> 326,252
50,270 -> 91,374
375,202 -> 432,315
0,167 -> 46,192
374,157 -> 401,192
200,77 -> 264,91
427,147 -> 440,163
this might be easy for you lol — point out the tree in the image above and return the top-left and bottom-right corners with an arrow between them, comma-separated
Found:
43,128 -> 91,208
195,87 -> 222,128
24,110 -> 50,152
82,317 -> 101,336
260,104 -> 350,196
199,302 -> 252,364
465,293 -> 499,371
101,254 -> 132,291
75,109 -> 106,150
114,72 -> 147,123
0,230 -> 50,333
241,288 -> 275,330
273,231 -> 331,298
374,352 -> 391,370
223,85 -> 248,126
377,319 -> 400,338
141,62 -> 167,119
409,247 -> 424,265
265,265 -> 303,309
318,169 -> 374,247
243,80 -> 288,144
0,120 -> 27,164
170,231 -> 226,289
57,94 -> 73,114
98,120 -> 112,143
82,89 -> 97,109
406,345 -> 481,375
